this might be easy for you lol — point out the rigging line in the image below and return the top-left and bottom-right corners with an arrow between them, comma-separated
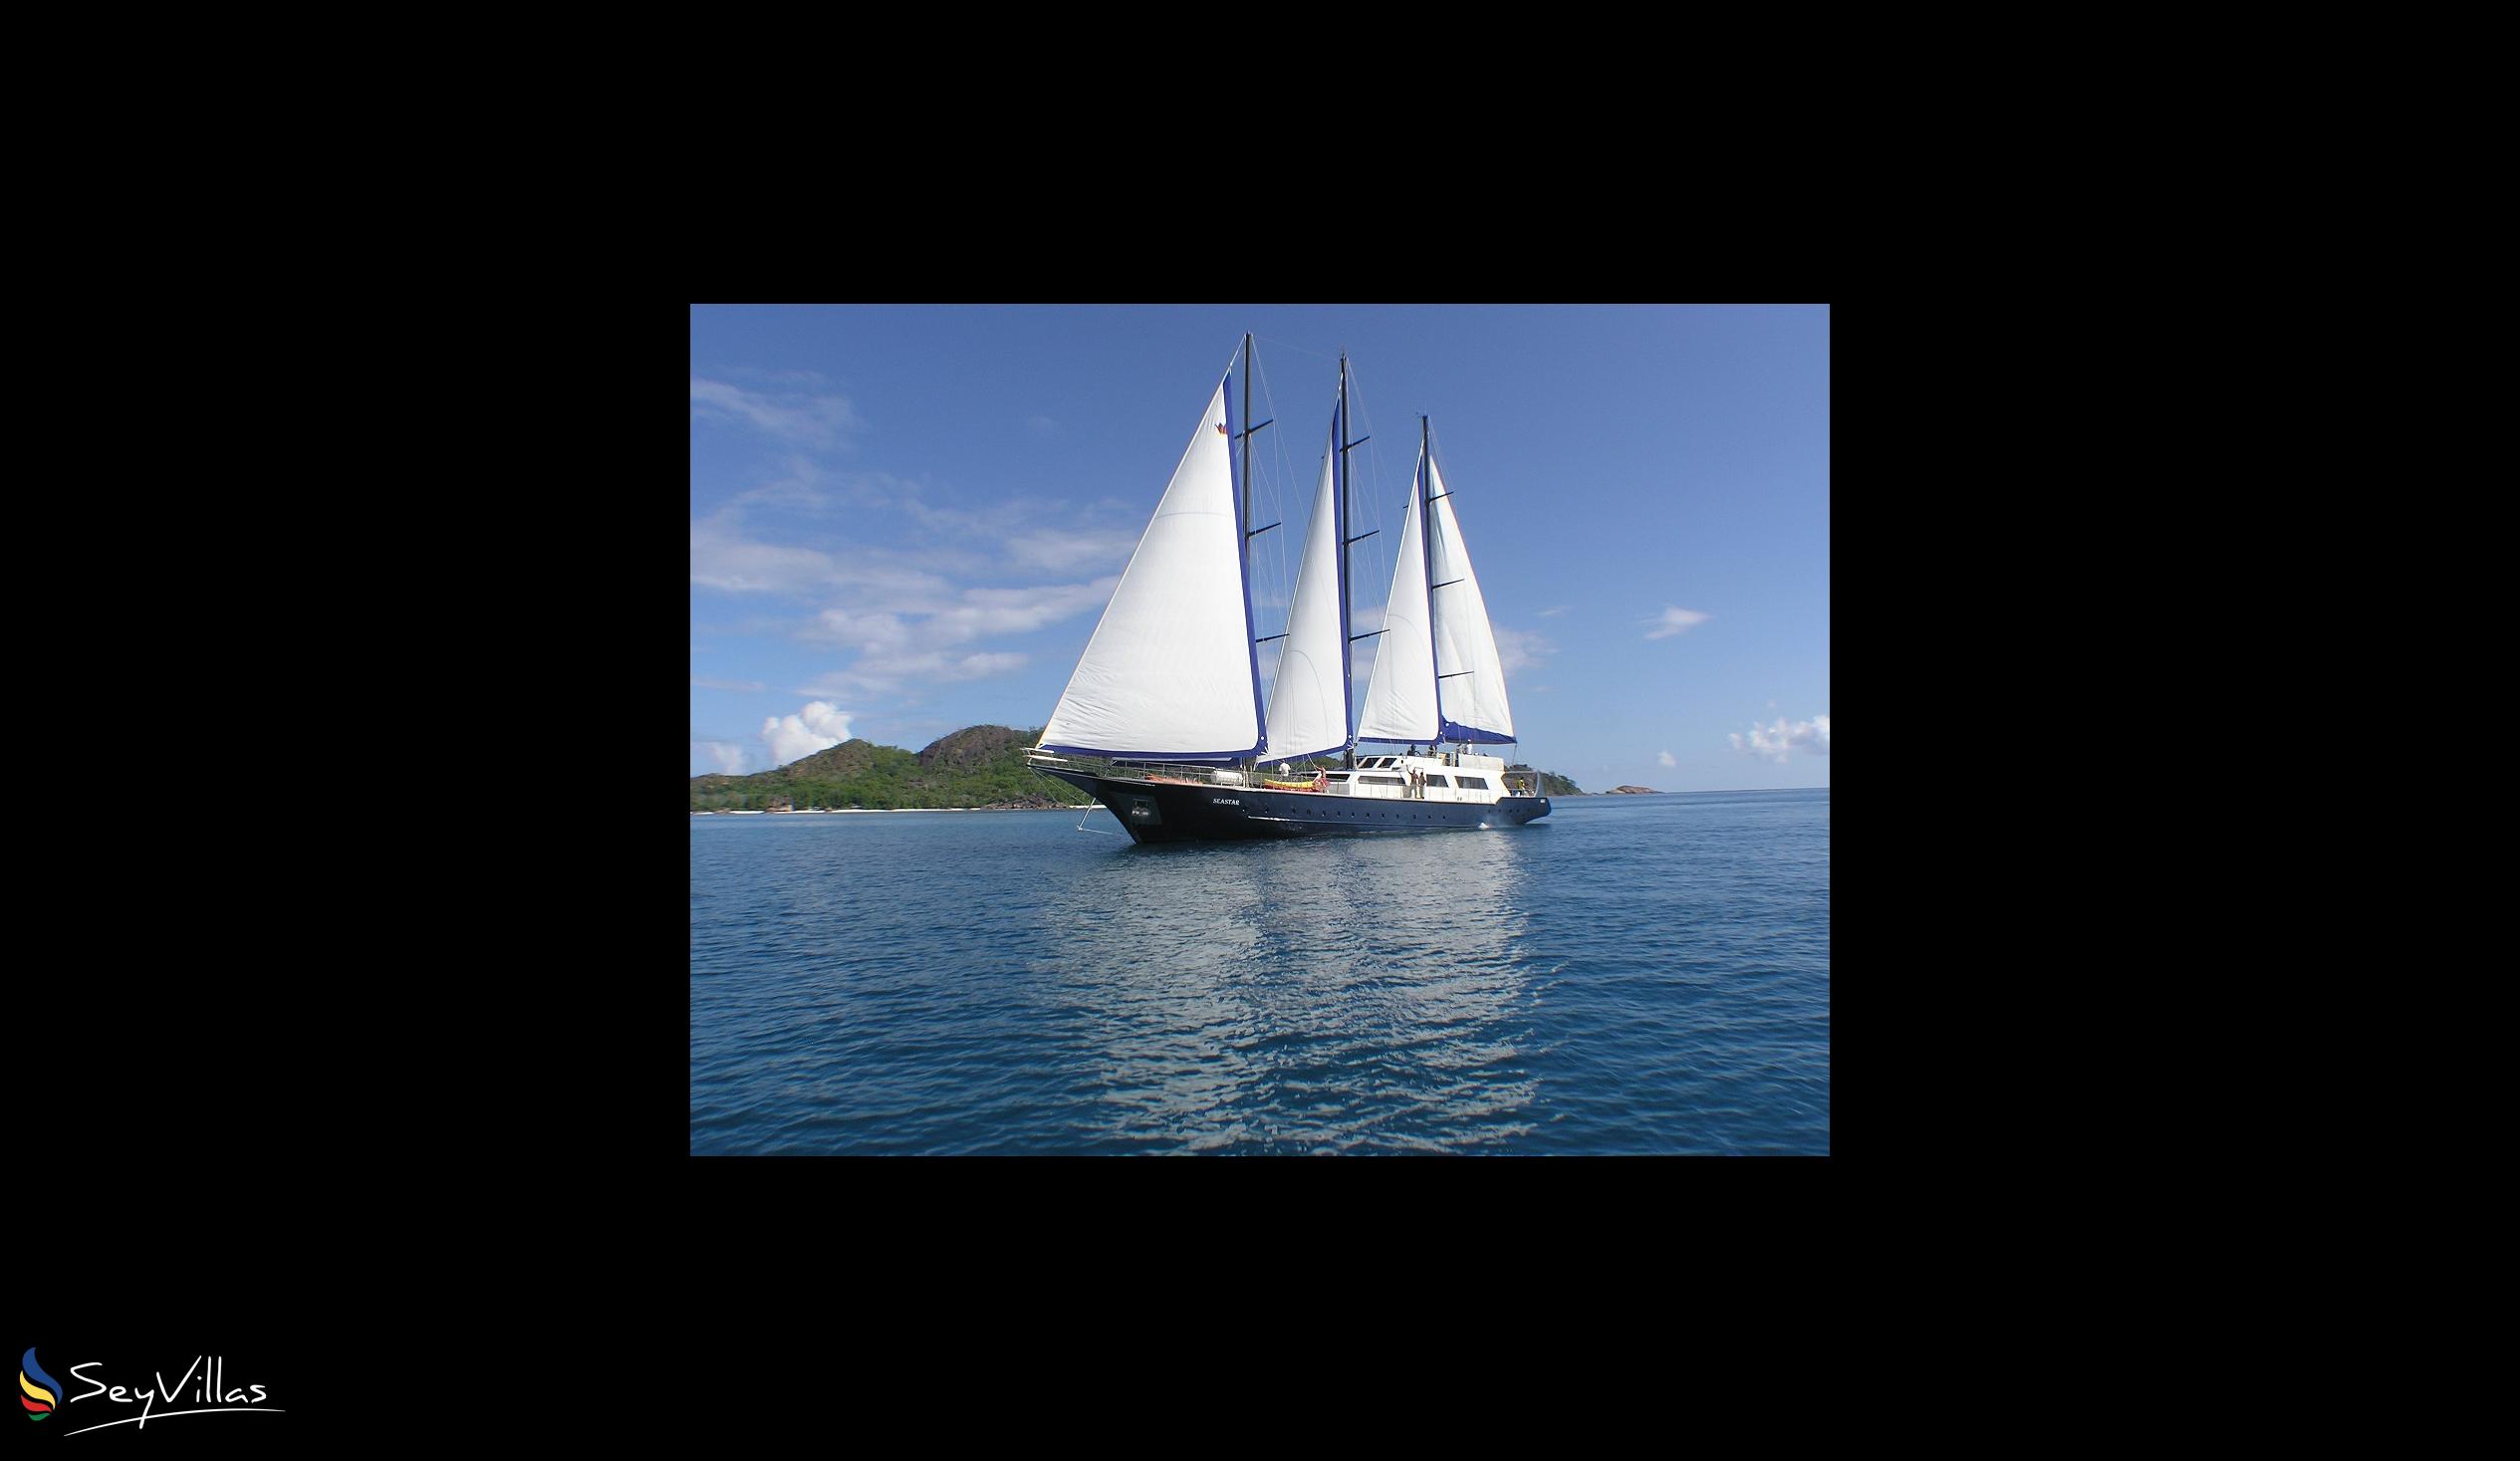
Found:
1265,353 -> 1295,616
1346,352 -> 1388,600
1350,377 -> 1393,698
1245,349 -> 1272,604
1254,344 -> 1295,662
1250,343 -> 1303,728
1252,333 -> 1336,362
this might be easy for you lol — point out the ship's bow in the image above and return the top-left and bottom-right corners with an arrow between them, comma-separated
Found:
1036,765 -> 1158,843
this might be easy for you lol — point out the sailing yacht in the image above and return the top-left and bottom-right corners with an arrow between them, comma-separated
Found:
1028,337 -> 1551,844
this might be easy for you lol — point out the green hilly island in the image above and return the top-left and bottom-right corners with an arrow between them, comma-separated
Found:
690,726 -> 1583,811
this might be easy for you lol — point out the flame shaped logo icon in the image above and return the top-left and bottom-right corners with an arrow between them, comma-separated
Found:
20,1347 -> 60,1421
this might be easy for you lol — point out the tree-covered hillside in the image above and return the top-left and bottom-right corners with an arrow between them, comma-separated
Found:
690,727 -> 1583,810
690,726 -> 1084,811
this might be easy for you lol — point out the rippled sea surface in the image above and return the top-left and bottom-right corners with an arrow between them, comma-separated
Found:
691,790 -> 1828,1154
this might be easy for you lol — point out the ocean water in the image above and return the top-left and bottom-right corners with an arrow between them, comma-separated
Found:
690,789 -> 1829,1155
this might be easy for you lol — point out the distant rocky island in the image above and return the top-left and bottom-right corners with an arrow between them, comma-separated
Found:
691,725 -> 1583,812
1603,785 -> 1660,795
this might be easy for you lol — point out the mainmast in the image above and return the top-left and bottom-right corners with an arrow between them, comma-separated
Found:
1338,355 -> 1357,767
1242,336 -> 1256,770
1257,343 -> 1368,770
1422,414 -> 1437,753
1233,333 -> 1273,769
1241,335 -> 1253,580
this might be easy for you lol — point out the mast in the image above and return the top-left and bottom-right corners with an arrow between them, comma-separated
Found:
1243,335 -> 1253,771
1350,394 -> 1433,750
1241,335 -> 1253,588
1422,414 -> 1436,753
1269,350 -> 1365,771
1229,336 -> 1289,765
1422,420 -> 1515,751
1040,347 -> 1264,762
1338,356 -> 1354,767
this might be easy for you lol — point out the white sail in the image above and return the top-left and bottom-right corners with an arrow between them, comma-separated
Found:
1039,378 -> 1262,759
1265,408 -> 1350,762
1426,454 -> 1514,742
1355,445 -> 1438,744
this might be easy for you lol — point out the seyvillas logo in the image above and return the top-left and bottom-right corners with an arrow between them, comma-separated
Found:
21,1348 -> 60,1421
18,1349 -> 282,1435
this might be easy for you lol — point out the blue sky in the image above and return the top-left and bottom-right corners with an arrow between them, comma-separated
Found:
690,305 -> 1829,791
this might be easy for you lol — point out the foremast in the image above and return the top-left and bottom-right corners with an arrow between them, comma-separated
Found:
1338,356 -> 1366,766
1033,338 -> 1269,763
1238,334 -> 1265,766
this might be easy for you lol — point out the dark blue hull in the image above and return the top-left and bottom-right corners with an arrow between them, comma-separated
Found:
1042,768 -> 1550,846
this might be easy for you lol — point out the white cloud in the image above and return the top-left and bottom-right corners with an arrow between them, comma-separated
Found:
1642,606 -> 1711,639
694,740 -> 754,775
895,496 -> 1140,580
894,496 -> 990,539
743,366 -> 835,387
949,651 -> 1029,678
689,410 -> 1165,721
799,580 -> 1100,697
761,701 -> 858,766
1493,625 -> 1552,674
1007,528 -> 1137,574
808,607 -> 914,653
1537,605 -> 1570,618
726,455 -> 829,512
689,508 -> 958,601
1658,750 -> 1676,767
689,510 -> 843,595
805,650 -> 1029,699
929,581 -> 1118,642
690,375 -> 862,447
1730,714 -> 1830,764
697,483 -> 1120,702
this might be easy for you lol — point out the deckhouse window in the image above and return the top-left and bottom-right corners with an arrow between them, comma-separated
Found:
1424,775 -> 1450,787
1458,776 -> 1489,789
1360,775 -> 1403,786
